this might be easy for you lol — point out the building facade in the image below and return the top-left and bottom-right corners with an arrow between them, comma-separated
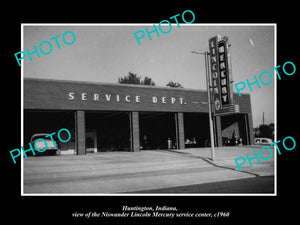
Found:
24,78 -> 254,155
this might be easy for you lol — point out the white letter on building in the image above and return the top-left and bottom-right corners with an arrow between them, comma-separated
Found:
68,92 -> 75,100
152,96 -> 157,103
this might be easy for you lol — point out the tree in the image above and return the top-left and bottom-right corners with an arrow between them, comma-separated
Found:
118,72 -> 141,85
142,76 -> 155,86
118,72 -> 155,86
166,81 -> 183,88
254,123 -> 274,139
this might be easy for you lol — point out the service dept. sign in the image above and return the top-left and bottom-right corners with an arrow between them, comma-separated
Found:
209,35 -> 237,115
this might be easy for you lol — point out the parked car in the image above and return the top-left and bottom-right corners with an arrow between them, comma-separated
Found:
30,133 -> 61,156
254,137 -> 273,145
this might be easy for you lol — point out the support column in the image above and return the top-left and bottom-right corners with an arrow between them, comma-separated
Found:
246,113 -> 254,145
130,111 -> 140,152
175,112 -> 185,150
76,110 -> 86,155
214,115 -> 222,147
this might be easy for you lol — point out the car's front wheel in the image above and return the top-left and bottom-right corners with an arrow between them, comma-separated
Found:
56,149 -> 61,156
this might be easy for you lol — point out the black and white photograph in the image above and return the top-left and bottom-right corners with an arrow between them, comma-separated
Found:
21,24 -> 275,195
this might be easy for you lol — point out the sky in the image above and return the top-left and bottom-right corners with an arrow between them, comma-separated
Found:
23,24 -> 275,128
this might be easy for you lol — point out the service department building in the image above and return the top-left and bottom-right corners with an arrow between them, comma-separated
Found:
24,78 -> 254,155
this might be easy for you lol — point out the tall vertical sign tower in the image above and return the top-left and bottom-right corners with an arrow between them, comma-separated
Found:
208,35 -> 238,115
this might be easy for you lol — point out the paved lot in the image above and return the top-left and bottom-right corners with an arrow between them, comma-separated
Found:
23,146 -> 275,194
130,176 -> 274,193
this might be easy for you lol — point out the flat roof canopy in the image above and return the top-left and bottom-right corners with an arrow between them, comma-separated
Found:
24,78 -> 251,113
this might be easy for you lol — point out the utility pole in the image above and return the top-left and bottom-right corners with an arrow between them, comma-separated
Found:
191,50 -> 215,161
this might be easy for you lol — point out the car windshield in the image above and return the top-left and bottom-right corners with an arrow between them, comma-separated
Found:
32,135 -> 51,142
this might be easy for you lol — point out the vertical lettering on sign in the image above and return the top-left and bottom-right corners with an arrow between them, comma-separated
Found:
208,36 -> 221,113
218,40 -> 230,106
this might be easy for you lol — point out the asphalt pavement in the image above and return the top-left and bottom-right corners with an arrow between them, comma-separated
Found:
23,146 -> 275,194
129,176 -> 274,193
